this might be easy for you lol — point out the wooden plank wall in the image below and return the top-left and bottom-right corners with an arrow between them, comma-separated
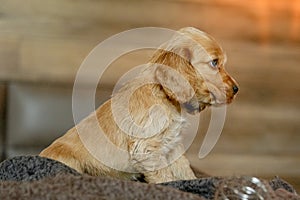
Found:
0,0 -> 299,191
0,84 -> 5,160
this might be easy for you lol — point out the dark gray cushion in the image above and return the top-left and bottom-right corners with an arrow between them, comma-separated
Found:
0,155 -> 80,181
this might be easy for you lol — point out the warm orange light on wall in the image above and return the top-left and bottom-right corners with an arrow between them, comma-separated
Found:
290,0 -> 300,42
224,0 -> 300,43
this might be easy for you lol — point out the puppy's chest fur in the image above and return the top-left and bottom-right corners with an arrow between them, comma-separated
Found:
127,107 -> 187,172
130,112 -> 186,154
114,84 -> 188,167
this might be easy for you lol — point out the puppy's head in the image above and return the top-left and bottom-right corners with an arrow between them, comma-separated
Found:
152,27 -> 239,114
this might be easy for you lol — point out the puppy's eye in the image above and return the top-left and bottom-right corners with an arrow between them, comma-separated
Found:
209,59 -> 219,69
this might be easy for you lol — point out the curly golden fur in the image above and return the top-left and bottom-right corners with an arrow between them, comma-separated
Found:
40,27 -> 238,183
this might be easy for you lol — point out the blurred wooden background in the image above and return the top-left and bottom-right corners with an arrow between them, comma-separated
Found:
0,0 -> 299,192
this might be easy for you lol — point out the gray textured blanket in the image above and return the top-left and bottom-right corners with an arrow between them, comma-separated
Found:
0,156 -> 298,200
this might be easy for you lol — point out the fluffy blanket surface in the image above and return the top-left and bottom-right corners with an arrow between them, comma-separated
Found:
0,156 -> 299,200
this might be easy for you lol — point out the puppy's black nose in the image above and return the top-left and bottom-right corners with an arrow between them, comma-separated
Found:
232,85 -> 239,94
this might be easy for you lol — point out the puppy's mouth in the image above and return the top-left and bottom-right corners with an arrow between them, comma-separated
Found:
183,91 -> 232,114
209,92 -> 227,106
183,99 -> 208,114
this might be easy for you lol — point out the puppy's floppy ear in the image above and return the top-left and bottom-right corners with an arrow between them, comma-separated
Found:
179,47 -> 193,63
155,65 -> 195,104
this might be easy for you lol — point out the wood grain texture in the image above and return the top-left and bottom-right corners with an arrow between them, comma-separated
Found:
0,84 -> 7,161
